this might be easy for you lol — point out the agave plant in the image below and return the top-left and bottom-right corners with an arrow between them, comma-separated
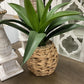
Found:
0,0 -> 84,65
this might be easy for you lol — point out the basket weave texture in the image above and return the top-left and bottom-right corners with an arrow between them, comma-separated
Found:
27,41 -> 58,76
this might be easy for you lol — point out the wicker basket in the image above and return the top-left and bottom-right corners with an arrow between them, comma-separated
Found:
27,41 -> 58,76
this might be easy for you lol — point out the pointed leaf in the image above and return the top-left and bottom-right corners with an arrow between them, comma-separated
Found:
0,21 -> 29,35
0,19 -> 32,31
39,0 -> 52,30
37,0 -> 44,20
46,24 -> 84,41
24,0 -> 39,31
39,11 -> 80,32
47,2 -> 69,18
23,31 -> 46,64
9,3 -> 32,28
47,11 -> 80,21
46,15 -> 84,34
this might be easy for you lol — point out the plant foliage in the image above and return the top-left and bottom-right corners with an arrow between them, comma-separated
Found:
0,0 -> 84,65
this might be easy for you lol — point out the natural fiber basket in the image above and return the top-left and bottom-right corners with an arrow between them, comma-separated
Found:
27,41 -> 58,76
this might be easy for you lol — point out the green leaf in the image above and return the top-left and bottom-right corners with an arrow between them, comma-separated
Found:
45,24 -> 84,41
39,11 -> 80,32
22,31 -> 46,65
39,0 -> 52,31
47,2 -> 69,18
24,0 -> 39,31
9,3 -> 32,28
0,19 -> 32,31
47,11 -> 80,21
37,0 -> 44,20
46,15 -> 84,34
0,21 -> 29,35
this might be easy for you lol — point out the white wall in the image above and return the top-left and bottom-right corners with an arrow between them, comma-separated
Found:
1,0 -> 20,15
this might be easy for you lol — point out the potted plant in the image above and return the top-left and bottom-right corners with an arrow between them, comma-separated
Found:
0,0 -> 84,76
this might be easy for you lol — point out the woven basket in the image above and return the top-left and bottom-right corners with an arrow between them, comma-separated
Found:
27,41 -> 58,76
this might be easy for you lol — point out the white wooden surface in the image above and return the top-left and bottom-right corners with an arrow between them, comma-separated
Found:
0,60 -> 23,81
